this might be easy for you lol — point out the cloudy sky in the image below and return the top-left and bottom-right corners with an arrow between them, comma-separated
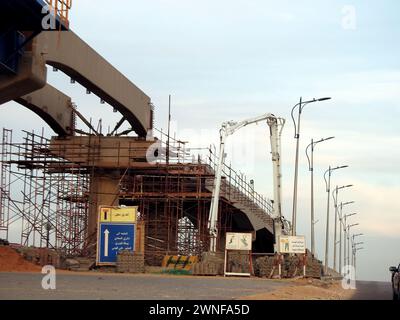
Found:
1,0 -> 399,281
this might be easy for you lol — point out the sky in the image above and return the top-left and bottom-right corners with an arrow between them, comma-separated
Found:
1,0 -> 400,281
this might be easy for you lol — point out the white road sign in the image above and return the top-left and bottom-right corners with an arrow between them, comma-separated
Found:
225,232 -> 252,251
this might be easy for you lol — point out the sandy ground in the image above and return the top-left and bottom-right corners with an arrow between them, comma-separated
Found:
0,246 -> 359,300
239,278 -> 356,300
0,246 -> 42,272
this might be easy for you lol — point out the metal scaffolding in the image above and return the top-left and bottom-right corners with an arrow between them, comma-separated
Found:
0,127 -> 275,264
0,129 -> 90,255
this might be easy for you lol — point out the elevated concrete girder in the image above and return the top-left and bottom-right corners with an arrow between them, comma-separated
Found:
0,51 -> 46,105
16,84 -> 75,136
34,31 -> 152,137
1,30 -> 152,137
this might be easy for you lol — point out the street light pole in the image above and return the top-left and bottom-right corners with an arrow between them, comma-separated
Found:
347,223 -> 359,266
306,136 -> 334,256
351,234 -> 363,265
352,241 -> 364,266
323,165 -> 348,275
342,212 -> 357,272
353,246 -> 364,280
291,97 -> 332,236
332,185 -> 353,271
339,203 -> 355,274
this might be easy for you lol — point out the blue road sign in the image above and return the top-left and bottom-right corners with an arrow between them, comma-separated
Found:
97,223 -> 135,265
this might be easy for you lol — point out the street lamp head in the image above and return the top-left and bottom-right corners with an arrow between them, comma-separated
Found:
330,165 -> 348,172
315,136 -> 335,144
349,223 -> 359,228
338,184 -> 353,190
301,97 -> 332,105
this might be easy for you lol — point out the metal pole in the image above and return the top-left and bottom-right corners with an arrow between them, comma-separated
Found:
305,136 -> 334,257
354,250 -> 357,280
339,203 -> 343,274
291,97 -> 332,237
291,97 -> 302,236
310,139 -> 315,255
324,167 -> 331,275
347,226 -> 350,265
347,228 -> 350,266
333,186 -> 338,271
208,130 -> 227,252
343,217 -> 347,268
166,95 -> 171,165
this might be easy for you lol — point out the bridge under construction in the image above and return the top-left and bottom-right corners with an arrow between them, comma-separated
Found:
0,0 -> 295,273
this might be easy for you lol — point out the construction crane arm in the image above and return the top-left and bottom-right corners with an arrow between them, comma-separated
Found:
208,112 -> 286,252
223,113 -> 276,136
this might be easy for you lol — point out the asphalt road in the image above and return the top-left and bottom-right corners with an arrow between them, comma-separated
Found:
0,272 -> 393,300
0,272 -> 291,300
352,281 -> 393,300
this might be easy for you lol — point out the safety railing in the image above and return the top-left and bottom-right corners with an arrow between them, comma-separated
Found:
45,0 -> 72,27
205,147 -> 274,218
150,128 -> 274,219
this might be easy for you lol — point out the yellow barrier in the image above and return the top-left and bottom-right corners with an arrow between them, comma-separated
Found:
161,255 -> 198,271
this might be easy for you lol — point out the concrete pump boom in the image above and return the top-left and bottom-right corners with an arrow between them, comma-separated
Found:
208,113 -> 285,252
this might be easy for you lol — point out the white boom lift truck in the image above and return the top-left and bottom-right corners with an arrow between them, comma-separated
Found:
208,113 -> 286,253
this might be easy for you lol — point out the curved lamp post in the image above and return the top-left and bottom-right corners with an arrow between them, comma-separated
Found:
291,97 -> 332,236
332,185 -> 353,271
339,205 -> 355,273
323,165 -> 348,275
305,136 -> 335,256
347,223 -> 359,265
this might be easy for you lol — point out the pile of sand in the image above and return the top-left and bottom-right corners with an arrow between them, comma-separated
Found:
0,246 -> 42,272
240,278 -> 355,300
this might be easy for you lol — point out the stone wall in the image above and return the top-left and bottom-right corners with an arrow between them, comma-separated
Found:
254,253 -> 323,279
116,250 -> 145,273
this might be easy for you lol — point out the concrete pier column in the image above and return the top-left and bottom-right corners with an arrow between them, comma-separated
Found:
87,169 -> 120,242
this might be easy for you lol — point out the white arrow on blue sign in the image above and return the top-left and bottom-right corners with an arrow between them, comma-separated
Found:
97,223 -> 135,265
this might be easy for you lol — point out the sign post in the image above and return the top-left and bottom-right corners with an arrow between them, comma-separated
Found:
224,232 -> 252,277
278,235 -> 307,278
278,235 -> 306,254
96,206 -> 138,266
